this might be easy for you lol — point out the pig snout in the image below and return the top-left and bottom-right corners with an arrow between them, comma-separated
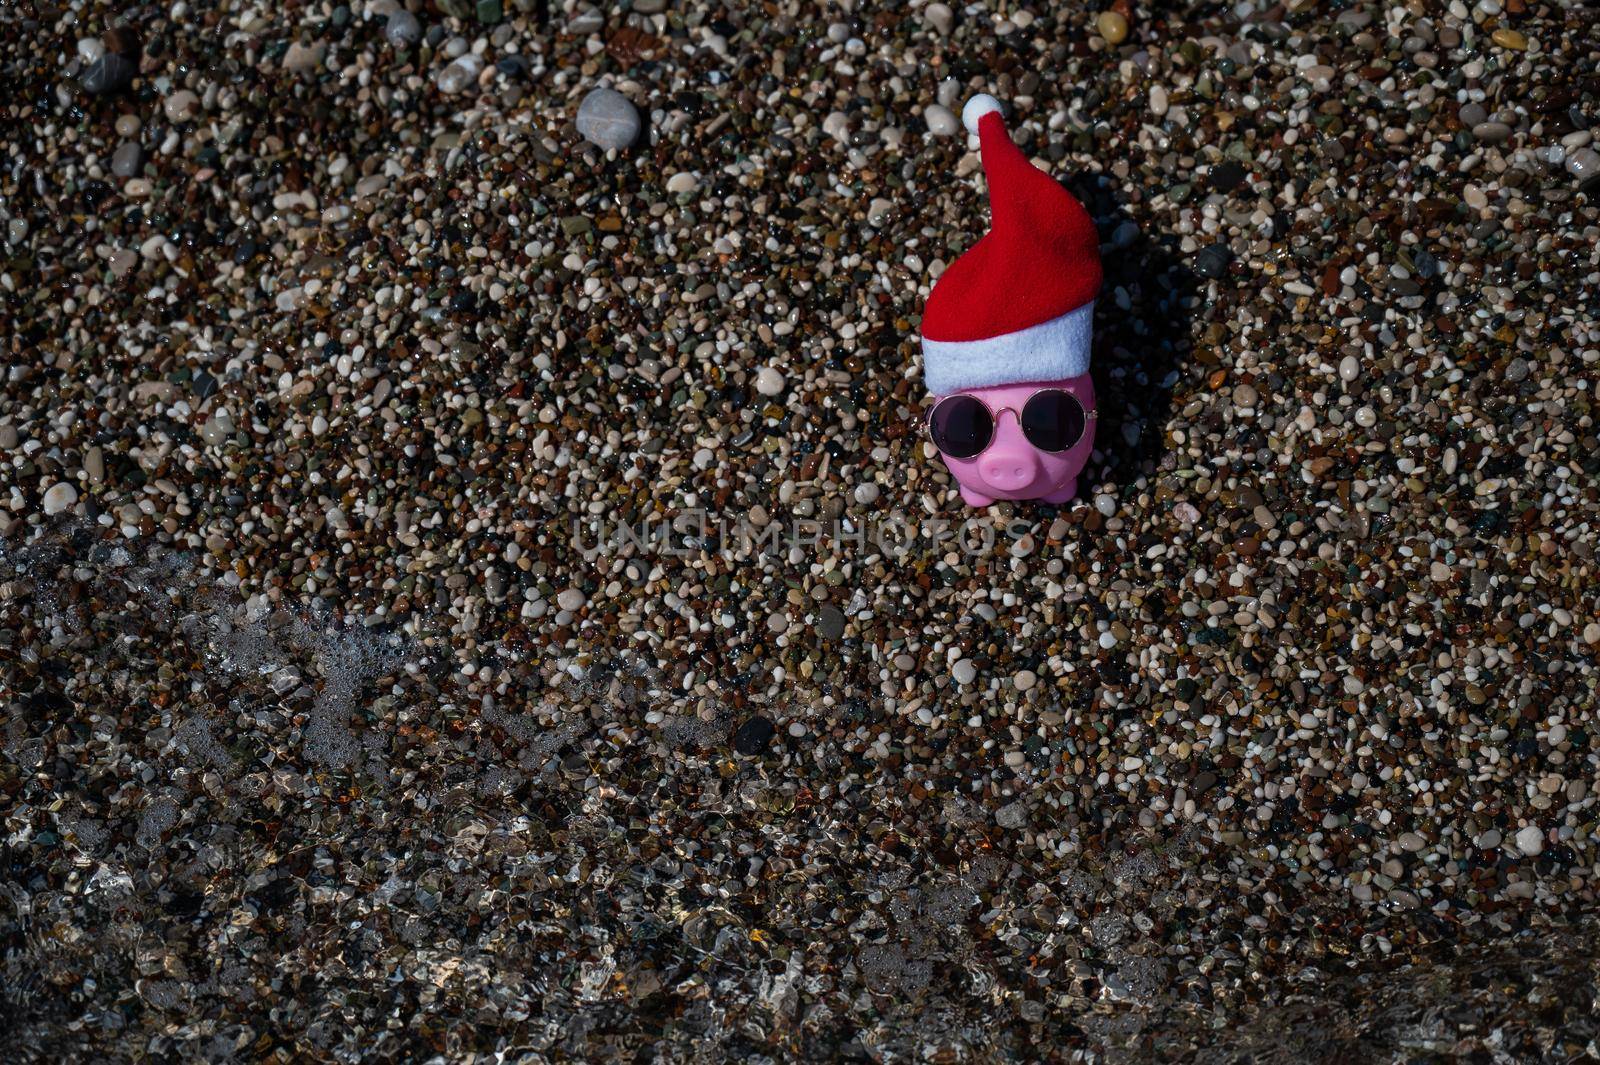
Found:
978,445 -> 1041,492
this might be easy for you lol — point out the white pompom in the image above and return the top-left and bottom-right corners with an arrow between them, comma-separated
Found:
961,94 -> 1003,135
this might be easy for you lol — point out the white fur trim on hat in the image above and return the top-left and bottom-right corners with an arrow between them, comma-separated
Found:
922,301 -> 1094,395
962,94 -> 1003,135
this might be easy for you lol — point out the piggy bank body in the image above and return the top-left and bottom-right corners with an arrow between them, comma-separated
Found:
933,375 -> 1095,507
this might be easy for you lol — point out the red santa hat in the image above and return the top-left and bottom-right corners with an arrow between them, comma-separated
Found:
920,96 -> 1103,396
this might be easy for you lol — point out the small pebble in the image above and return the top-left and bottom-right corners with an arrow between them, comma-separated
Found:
576,86 -> 641,151
1564,148 -> 1600,181
567,6 -> 604,34
952,659 -> 977,685
1193,243 -> 1231,279
924,104 -> 959,137
282,41 -> 326,74
1096,11 -> 1129,45
111,140 -> 145,178
436,55 -> 482,94
1515,825 -> 1544,856
754,366 -> 785,396
817,606 -> 846,640
164,89 -> 200,123
1472,121 -> 1511,144
385,9 -> 422,46
43,482 -> 78,516
81,53 -> 137,95
732,716 -> 775,755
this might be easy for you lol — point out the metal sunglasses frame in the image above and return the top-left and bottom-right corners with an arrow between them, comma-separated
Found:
925,387 -> 1098,457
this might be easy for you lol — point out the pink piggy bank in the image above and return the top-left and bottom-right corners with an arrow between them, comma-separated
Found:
927,375 -> 1096,507
920,96 -> 1104,507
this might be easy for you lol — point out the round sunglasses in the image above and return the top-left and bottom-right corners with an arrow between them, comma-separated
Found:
927,388 -> 1096,459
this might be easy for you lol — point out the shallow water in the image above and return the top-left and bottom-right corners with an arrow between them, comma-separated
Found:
3,529 -> 1597,1061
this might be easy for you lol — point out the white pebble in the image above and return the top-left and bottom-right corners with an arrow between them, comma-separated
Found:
43,482 -> 78,515
1515,825 -> 1544,856
952,659 -> 977,685
754,366 -> 785,396
924,104 -> 959,137
556,588 -> 587,611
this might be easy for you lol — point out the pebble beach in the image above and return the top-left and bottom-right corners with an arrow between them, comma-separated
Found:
3,0 -> 1599,1060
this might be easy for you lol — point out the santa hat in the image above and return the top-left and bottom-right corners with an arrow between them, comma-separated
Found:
920,95 -> 1103,396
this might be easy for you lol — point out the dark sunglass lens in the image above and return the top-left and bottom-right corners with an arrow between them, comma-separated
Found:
930,396 -> 993,458
1020,390 -> 1087,452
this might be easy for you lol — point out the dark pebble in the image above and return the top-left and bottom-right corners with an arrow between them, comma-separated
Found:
732,716 -> 775,755
81,53 -> 137,95
1209,161 -> 1247,193
1193,243 -> 1232,279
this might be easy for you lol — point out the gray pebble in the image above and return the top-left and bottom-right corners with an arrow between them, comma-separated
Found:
1457,102 -> 1488,126
817,606 -> 846,640
111,140 -> 145,178
576,87 -> 641,151
995,803 -> 1028,829
1565,148 -> 1600,180
436,55 -> 482,95
568,6 -> 604,33
385,10 -> 422,46
1472,121 -> 1511,144
924,104 -> 958,137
